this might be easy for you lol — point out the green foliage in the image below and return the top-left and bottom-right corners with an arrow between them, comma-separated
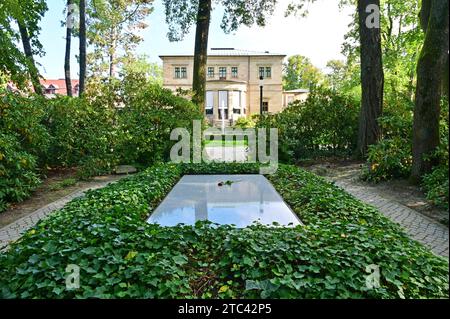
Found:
45,96 -> 117,170
0,79 -> 201,210
86,0 -> 154,78
116,83 -> 202,165
0,132 -> 40,210
422,166 -> 449,210
233,117 -> 255,129
364,98 -> 448,186
283,55 -> 325,90
0,91 -> 50,161
49,178 -> 77,191
325,59 -> 361,98
163,0 -> 277,41
0,163 -> 447,299
362,137 -> 412,182
0,90 -> 48,211
120,54 -> 163,86
422,103 -> 449,209
0,0 -> 48,89
257,86 -> 359,162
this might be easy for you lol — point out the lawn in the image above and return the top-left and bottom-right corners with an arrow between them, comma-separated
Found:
0,163 -> 447,299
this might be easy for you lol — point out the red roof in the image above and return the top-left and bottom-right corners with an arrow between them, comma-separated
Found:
40,78 -> 80,96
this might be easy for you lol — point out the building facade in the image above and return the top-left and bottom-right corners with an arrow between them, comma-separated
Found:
40,79 -> 80,98
160,48 -> 286,125
282,88 -> 309,107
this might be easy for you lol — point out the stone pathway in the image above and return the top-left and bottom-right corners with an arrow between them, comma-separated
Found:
0,178 -> 125,251
308,163 -> 449,258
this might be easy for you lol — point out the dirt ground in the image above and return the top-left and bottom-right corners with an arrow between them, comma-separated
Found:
302,160 -> 449,226
0,169 -> 124,228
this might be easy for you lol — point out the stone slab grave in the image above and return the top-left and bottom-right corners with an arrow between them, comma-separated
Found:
147,175 -> 302,228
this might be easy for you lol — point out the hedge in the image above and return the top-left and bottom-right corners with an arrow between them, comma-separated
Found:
0,163 -> 448,298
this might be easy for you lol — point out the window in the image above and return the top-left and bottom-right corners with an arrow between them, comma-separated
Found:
287,96 -> 294,105
206,91 -> 214,115
231,67 -> 238,78
231,91 -> 241,114
181,67 -> 187,78
174,67 -> 187,79
46,84 -> 56,95
218,91 -> 228,119
259,67 -> 265,79
219,67 -> 227,80
259,66 -> 272,79
262,101 -> 269,113
207,67 -> 215,78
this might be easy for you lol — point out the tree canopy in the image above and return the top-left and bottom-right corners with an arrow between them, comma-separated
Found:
162,0 -> 278,42
283,55 -> 324,90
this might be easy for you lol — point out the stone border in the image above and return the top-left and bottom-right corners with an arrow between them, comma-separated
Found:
331,179 -> 449,258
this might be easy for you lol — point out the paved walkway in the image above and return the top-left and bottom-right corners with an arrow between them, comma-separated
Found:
328,177 -> 449,258
1,162 -> 448,258
0,178 -> 124,251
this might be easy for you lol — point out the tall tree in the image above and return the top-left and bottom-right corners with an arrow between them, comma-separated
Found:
17,21 -> 42,95
192,0 -> 212,111
411,0 -> 449,180
87,0 -> 153,79
356,0 -> 384,157
0,0 -> 47,93
79,0 -> 87,95
283,55 -> 324,90
64,0 -> 75,97
163,0 -> 277,112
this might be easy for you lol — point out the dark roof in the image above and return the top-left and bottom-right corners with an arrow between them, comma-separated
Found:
160,48 -> 285,58
283,88 -> 310,94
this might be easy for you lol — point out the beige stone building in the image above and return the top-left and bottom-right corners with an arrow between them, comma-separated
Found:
160,48 -> 286,125
282,88 -> 310,107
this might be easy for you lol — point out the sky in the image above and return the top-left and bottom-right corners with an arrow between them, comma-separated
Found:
36,0 -> 354,79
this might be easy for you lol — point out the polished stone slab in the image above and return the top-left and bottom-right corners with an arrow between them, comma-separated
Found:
147,175 -> 301,228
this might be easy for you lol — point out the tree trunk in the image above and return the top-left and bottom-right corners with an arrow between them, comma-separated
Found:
192,0 -> 212,113
411,0 -> 449,181
65,0 -> 73,97
18,22 -> 42,95
109,31 -> 116,78
356,0 -> 384,157
79,0 -> 87,95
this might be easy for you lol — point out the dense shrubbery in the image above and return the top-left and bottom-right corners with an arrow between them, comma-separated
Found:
257,87 -> 359,162
0,93 -> 48,209
0,79 -> 201,211
362,97 -> 414,182
422,165 -> 449,210
233,116 -> 255,129
363,97 -> 449,209
0,163 -> 447,298
0,133 -> 40,211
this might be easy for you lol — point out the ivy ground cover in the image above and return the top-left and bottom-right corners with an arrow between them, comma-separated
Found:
0,163 -> 448,298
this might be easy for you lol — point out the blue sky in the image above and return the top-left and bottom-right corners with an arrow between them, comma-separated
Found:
36,0 -> 354,79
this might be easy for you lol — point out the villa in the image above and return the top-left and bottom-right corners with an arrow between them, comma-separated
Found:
160,48 -> 293,125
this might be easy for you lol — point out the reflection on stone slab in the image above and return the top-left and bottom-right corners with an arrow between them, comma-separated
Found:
147,175 -> 302,228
